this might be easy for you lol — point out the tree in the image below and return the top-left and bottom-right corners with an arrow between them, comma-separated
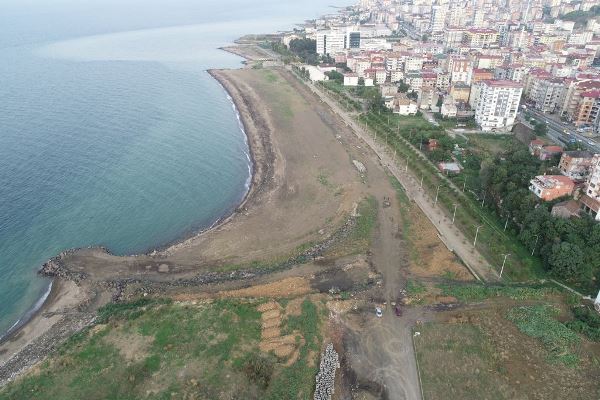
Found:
548,242 -> 587,280
398,81 -> 409,93
325,70 -> 344,84
534,122 -> 548,136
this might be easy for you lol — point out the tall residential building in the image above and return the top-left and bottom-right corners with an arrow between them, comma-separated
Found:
530,78 -> 566,113
475,80 -> 523,131
430,5 -> 447,32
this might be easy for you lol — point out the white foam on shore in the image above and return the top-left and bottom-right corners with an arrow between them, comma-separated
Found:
0,280 -> 53,343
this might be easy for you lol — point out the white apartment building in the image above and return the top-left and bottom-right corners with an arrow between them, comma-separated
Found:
475,80 -> 523,131
581,155 -> 600,221
316,30 -> 346,55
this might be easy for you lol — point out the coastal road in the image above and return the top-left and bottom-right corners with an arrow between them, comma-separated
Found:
295,68 -> 498,283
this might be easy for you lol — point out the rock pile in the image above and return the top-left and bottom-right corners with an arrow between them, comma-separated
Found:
313,343 -> 340,400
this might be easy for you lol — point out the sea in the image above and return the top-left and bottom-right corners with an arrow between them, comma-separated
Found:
0,0 -> 348,337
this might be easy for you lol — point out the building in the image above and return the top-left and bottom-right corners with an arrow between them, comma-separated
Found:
539,145 -> 564,161
463,28 -> 499,48
430,5 -> 447,33
584,154 -> 600,202
529,175 -> 575,201
316,30 -> 346,55
530,78 -> 567,113
475,80 -> 523,132
573,90 -> 600,127
529,139 -> 545,156
441,95 -> 458,118
386,93 -> 418,115
551,200 -> 581,219
558,151 -> 594,181
343,73 -> 359,86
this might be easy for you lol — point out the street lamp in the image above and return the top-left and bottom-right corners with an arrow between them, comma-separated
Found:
405,157 -> 409,172
434,184 -> 442,206
473,225 -> 483,247
504,216 -> 510,231
500,254 -> 510,278
452,204 -> 458,224
531,234 -> 540,256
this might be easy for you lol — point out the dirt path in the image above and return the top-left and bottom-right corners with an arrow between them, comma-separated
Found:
295,69 -> 499,283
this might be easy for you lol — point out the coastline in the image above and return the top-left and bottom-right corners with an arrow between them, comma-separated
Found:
0,51 -> 274,385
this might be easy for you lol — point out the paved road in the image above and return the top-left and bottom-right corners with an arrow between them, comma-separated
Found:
297,69 -> 499,283
523,108 -> 600,153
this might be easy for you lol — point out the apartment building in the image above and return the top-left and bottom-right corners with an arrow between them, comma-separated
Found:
558,151 -> 594,181
475,80 -> 523,131
573,90 -> 600,127
530,78 -> 567,113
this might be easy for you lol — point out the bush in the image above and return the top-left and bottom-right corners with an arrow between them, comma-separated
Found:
241,353 -> 275,388
566,305 -> 600,342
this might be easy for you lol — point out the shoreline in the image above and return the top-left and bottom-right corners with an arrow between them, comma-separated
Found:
0,63 -> 263,364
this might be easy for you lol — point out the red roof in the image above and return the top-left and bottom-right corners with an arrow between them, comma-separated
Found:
543,146 -> 563,152
581,90 -> 600,98
530,139 -> 544,146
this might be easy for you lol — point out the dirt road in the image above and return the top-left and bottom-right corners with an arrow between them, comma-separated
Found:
297,71 -> 499,283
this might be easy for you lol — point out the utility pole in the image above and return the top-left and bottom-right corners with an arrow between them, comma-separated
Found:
420,174 -> 424,188
473,225 -> 483,247
531,234 -> 540,256
435,184 -> 441,206
500,254 -> 510,278
462,180 -> 466,192
405,158 -> 409,172
504,216 -> 509,231
452,204 -> 458,224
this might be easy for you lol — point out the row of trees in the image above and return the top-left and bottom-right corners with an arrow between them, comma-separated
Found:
480,144 -> 599,285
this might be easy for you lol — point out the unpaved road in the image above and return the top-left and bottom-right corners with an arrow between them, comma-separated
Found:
297,70 -> 499,283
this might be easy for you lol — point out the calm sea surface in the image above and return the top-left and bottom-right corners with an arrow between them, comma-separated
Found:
0,0 -> 347,335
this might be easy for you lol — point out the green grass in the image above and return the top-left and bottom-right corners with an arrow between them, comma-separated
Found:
507,305 -> 581,366
406,279 -> 426,296
1,298 -> 329,400
1,300 -> 265,400
438,283 -> 556,301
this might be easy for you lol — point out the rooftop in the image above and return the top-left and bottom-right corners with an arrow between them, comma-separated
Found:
531,175 -> 574,189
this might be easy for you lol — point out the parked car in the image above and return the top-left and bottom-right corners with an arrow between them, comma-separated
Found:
375,307 -> 383,318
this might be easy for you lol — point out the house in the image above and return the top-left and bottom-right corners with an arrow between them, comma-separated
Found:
551,200 -> 581,219
386,93 -> 418,115
529,175 -> 575,201
438,162 -> 462,174
558,151 -> 594,181
580,194 -> 600,221
539,145 -> 563,161
441,95 -> 458,118
343,73 -> 359,86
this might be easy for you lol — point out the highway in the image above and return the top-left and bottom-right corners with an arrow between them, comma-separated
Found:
522,108 -> 600,153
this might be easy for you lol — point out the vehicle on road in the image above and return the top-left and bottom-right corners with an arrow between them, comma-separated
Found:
395,304 -> 403,317
375,307 -> 383,317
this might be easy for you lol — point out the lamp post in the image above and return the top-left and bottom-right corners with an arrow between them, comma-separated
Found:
504,216 -> 509,231
452,204 -> 458,224
420,174 -> 424,188
405,158 -> 409,172
531,234 -> 540,256
473,225 -> 483,247
500,254 -> 510,278
435,184 -> 441,206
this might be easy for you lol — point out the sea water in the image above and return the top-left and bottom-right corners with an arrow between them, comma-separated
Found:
0,0 -> 348,335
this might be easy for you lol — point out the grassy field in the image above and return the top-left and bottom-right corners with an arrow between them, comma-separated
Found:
0,298 -> 325,400
415,303 -> 600,400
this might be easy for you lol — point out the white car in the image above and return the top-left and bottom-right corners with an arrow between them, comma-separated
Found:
375,307 -> 383,317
